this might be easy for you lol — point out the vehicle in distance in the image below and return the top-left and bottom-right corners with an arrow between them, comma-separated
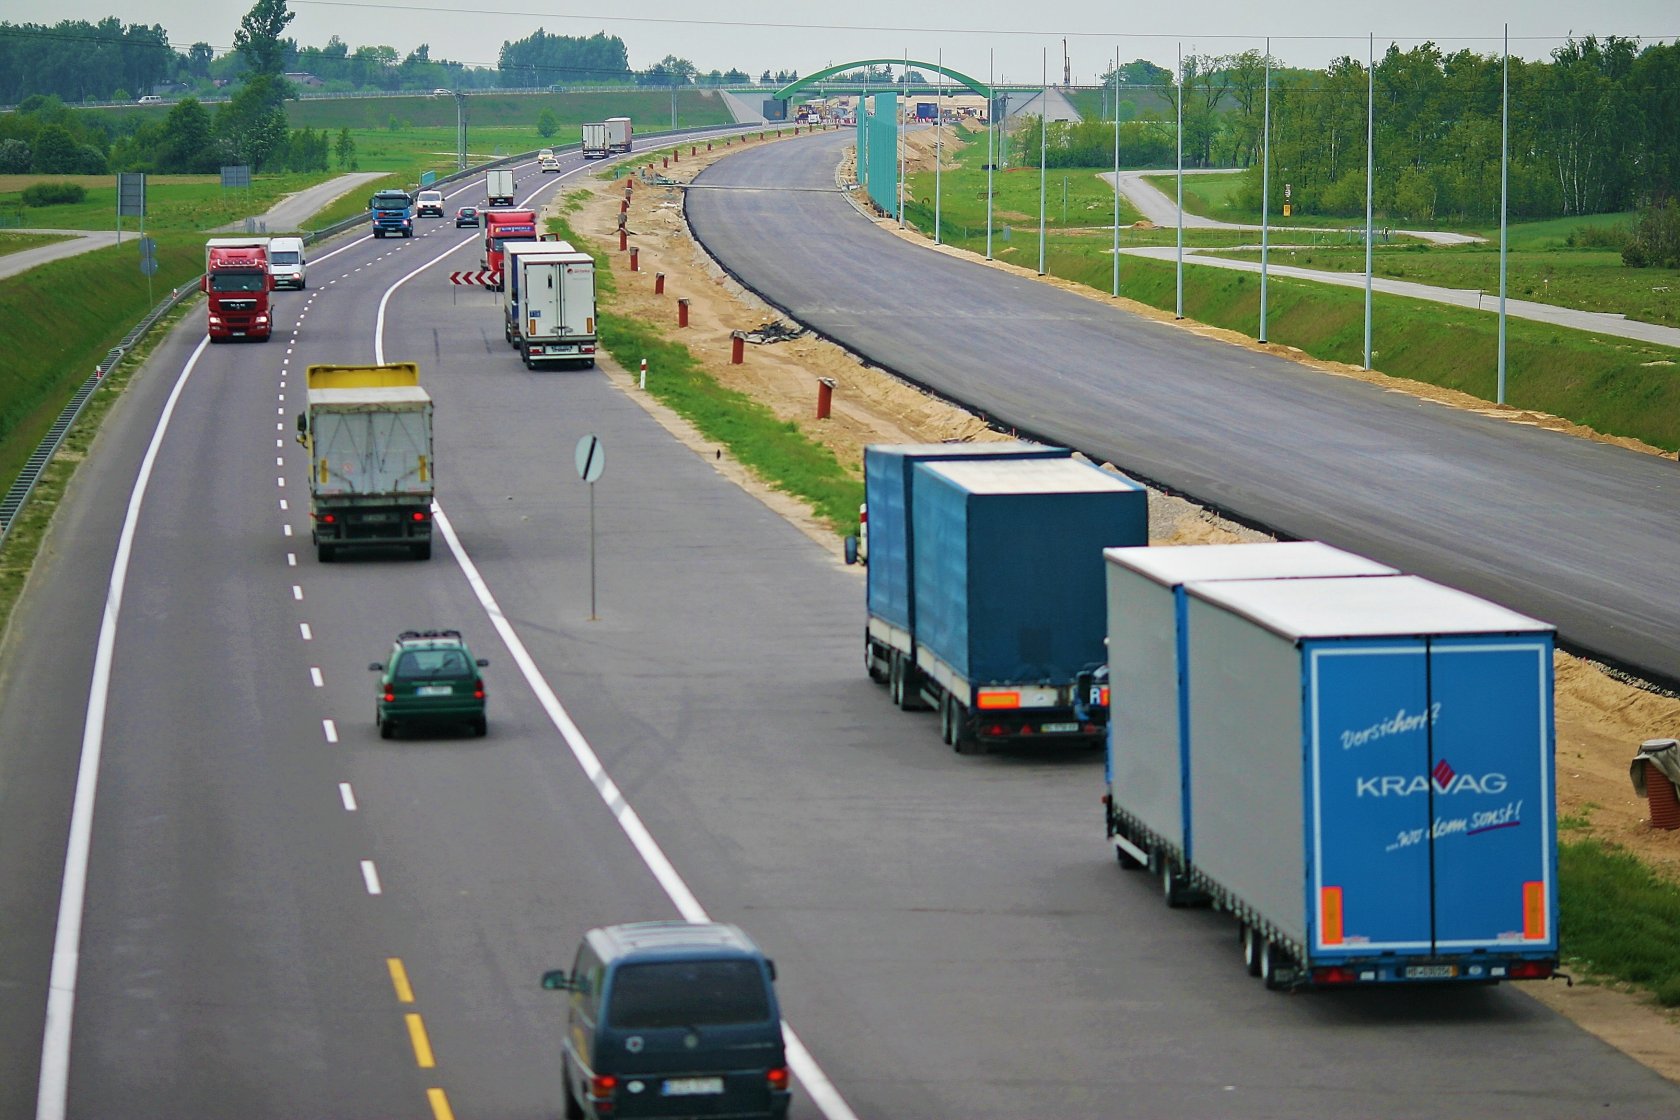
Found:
539,155 -> 561,173
267,235 -> 306,290
581,121 -> 608,159
415,189 -> 445,217
137,94 -> 162,104
202,237 -> 273,342
369,188 -> 414,238
455,205 -> 480,227
541,920 -> 790,1120
369,629 -> 488,738
486,168 -> 516,206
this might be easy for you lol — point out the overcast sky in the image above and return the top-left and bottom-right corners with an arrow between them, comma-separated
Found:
9,0 -> 1678,85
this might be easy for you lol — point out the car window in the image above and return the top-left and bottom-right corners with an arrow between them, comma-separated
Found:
270,251 -> 300,265
210,273 -> 265,292
394,649 -> 472,679
606,961 -> 771,1029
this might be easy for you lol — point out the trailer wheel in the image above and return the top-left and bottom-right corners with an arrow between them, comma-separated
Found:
946,696 -> 978,754
888,652 -> 907,707
317,543 -> 335,563
1161,860 -> 1190,908
521,343 -> 536,370
866,635 -> 888,684
1260,939 -> 1292,990
939,694 -> 956,745
890,651 -> 926,712
1115,843 -> 1144,871
1242,925 -> 1263,977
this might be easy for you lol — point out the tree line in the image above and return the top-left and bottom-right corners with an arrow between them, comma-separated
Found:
1025,36 -> 1679,224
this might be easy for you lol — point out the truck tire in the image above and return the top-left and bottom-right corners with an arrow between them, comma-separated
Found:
946,695 -> 978,754
866,636 -> 888,683
1161,860 -> 1190,908
888,652 -> 906,706
374,230 -> 383,239
411,540 -> 432,561
890,651 -> 926,712
1260,939 -> 1292,990
522,344 -> 535,370
1114,841 -> 1144,871
1242,924 -> 1263,976
317,543 -> 335,562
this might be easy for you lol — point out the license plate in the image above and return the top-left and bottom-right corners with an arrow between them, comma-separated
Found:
1040,722 -> 1080,733
416,685 -> 453,696
1407,964 -> 1457,979
662,1077 -> 723,1097
361,513 -> 397,523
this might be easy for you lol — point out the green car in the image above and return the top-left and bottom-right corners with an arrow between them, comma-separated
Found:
369,629 -> 489,738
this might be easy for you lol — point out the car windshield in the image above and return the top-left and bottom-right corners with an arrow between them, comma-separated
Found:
606,960 -> 771,1029
393,649 -> 472,680
270,251 -> 300,265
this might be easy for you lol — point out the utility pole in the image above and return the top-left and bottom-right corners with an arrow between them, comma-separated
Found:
1063,39 -> 1071,87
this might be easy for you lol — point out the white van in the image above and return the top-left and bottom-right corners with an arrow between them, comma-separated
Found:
267,236 -> 307,290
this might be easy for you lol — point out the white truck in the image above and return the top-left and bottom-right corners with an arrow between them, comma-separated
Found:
501,242 -> 597,369
296,363 -> 435,562
604,116 -> 633,153
581,122 -> 608,159
486,168 -> 516,206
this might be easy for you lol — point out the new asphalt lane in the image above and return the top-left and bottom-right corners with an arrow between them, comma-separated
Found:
686,128 -> 1680,688
2,130 -> 1679,1119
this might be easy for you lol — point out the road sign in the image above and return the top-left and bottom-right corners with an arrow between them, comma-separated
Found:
220,164 -> 251,190
138,236 -> 156,261
448,270 -> 499,286
117,172 -> 145,217
575,434 -> 604,483
419,170 -> 438,187
140,257 -> 158,276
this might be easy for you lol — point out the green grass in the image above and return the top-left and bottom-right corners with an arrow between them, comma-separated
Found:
1560,839 -> 1680,1005
0,233 -> 206,494
545,198 -> 863,534
0,172 -> 335,232
1205,244 -> 1680,328
904,157 -> 1144,241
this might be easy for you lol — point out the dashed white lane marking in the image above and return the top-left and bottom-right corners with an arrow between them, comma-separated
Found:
276,439 -> 283,449
279,499 -> 288,510
323,719 -> 338,744
276,422 -> 283,432
277,477 -> 285,488
339,783 -> 358,811
283,525 -> 293,537
361,860 -> 382,895
292,585 -> 303,601
276,456 -> 284,466
310,666 -> 323,687
299,623 -> 313,640
287,553 -> 297,567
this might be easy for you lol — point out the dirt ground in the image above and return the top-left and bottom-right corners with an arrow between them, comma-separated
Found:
551,125 -> 1680,1077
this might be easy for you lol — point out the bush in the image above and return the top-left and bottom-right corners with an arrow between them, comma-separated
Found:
1569,223 -> 1630,250
21,182 -> 87,207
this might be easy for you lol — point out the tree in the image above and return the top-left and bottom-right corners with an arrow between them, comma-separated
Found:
188,42 -> 215,80
536,108 -> 558,138
234,0 -> 295,77
157,98 -> 218,173
29,125 -> 81,172
335,126 -> 357,169
216,73 -> 288,169
0,139 -> 31,173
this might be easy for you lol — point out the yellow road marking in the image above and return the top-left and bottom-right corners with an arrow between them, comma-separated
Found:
406,1012 -> 436,1068
387,957 -> 415,1003
426,1087 -> 455,1120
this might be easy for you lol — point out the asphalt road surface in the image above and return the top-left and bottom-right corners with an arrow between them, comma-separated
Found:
2,129 -> 1678,1120
687,129 -> 1680,687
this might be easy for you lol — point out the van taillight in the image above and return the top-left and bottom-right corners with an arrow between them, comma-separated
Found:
767,1066 -> 790,1091
589,1073 -> 617,1100
1507,961 -> 1554,980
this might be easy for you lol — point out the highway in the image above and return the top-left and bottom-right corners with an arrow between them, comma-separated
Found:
1,130 -> 1677,1120
687,129 -> 1680,687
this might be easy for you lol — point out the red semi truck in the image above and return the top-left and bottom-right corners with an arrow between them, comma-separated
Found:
482,209 -> 537,290
203,238 -> 273,342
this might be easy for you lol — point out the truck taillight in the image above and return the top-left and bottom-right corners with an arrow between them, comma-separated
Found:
318,513 -> 337,524
588,1074 -> 617,1100
411,510 -> 428,522
767,1066 -> 790,1091
1310,966 -> 1359,985
1098,685 -> 1110,707
976,690 -> 1020,710
1507,961 -> 1554,980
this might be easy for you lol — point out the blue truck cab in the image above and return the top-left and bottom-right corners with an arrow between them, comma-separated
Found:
542,921 -> 791,1120
369,188 -> 414,238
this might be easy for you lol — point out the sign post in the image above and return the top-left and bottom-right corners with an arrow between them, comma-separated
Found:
574,434 -> 604,620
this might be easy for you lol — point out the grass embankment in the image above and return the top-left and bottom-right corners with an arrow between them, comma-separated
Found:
0,231 -> 73,256
905,162 -> 1680,452
1560,837 -> 1680,1006
544,200 -> 862,533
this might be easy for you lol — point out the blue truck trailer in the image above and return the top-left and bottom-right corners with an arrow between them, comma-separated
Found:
1169,573 -> 1558,990
906,457 -> 1147,752
862,442 -> 1071,707
1102,542 -> 1399,897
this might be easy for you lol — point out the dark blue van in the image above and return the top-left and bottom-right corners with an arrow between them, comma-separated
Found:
541,921 -> 792,1119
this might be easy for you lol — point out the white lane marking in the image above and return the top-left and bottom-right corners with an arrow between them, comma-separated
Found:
275,456 -> 284,466
36,334 -> 213,1120
361,860 -> 382,895
300,623 -> 313,640
283,524 -> 293,537
287,553 -> 297,567
277,407 -> 284,416
431,506 -> 861,1120
292,585 -> 303,600
323,719 -> 338,744
277,393 -> 284,402
277,477 -> 285,488
276,439 -> 283,449
279,499 -> 288,511
339,783 -> 358,811
310,666 -> 323,687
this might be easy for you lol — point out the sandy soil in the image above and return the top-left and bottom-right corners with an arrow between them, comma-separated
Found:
550,126 -> 1680,1078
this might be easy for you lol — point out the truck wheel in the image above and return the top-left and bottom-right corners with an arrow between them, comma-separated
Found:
522,344 -> 535,370
947,696 -> 978,754
317,543 -> 335,562
1161,860 -> 1189,908
888,653 -> 905,706
939,695 -> 955,744
411,541 -> 432,561
866,636 -> 888,683
1114,842 -> 1144,871
1259,939 -> 1292,990
374,230 -> 383,239
1242,925 -> 1265,976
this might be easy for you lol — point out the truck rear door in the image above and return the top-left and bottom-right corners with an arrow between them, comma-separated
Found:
1306,636 -> 1554,960
561,261 -> 594,337
314,409 -> 431,495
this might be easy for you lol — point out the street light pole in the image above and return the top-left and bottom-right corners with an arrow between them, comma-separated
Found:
434,88 -> 467,171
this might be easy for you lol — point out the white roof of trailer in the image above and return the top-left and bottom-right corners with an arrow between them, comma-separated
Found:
309,386 -> 431,406
1105,541 -> 1398,587
921,457 -> 1142,494
505,240 -> 578,256
867,440 -> 1063,458
1188,574 -> 1552,639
